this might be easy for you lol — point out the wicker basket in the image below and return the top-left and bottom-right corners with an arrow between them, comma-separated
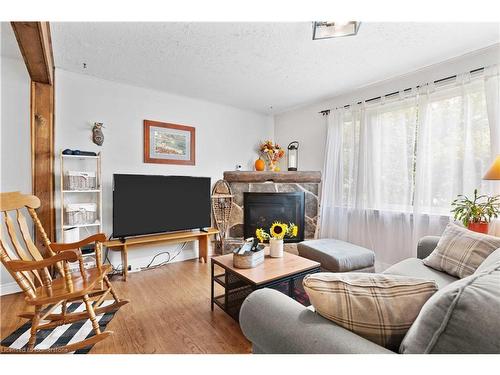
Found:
65,203 -> 97,225
64,171 -> 97,190
233,249 -> 265,269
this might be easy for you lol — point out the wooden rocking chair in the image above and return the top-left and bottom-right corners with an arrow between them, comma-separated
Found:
0,192 -> 129,353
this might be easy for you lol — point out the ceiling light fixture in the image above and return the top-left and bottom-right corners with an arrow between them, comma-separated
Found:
312,21 -> 360,40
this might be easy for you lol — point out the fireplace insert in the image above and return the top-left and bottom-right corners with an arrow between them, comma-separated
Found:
243,192 -> 305,243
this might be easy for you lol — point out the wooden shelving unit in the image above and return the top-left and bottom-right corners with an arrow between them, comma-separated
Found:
59,152 -> 103,269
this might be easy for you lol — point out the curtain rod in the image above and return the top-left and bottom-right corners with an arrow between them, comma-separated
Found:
318,67 -> 485,115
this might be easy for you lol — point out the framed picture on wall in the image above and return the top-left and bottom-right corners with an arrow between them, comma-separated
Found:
143,120 -> 195,165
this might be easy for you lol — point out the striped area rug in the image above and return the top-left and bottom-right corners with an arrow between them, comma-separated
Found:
1,300 -> 117,354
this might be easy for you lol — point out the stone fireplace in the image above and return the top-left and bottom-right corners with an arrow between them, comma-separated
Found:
220,171 -> 321,254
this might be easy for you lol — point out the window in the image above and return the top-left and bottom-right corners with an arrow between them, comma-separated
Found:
337,76 -> 491,216
321,67 -> 499,264
417,81 -> 491,214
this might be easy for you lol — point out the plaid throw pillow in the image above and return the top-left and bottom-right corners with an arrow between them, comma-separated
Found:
423,223 -> 500,278
303,273 -> 437,351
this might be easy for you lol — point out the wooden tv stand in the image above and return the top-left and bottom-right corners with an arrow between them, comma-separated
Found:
103,228 -> 219,281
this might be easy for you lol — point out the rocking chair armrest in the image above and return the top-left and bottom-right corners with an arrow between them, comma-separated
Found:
50,233 -> 107,253
6,250 -> 82,272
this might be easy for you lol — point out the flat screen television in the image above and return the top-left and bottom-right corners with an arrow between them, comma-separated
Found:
112,174 -> 211,238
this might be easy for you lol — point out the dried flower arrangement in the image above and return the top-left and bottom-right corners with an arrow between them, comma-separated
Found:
259,140 -> 285,171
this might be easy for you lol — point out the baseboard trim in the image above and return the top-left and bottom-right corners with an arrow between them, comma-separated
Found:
0,281 -> 22,296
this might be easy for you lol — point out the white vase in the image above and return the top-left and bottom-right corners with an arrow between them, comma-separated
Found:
269,238 -> 284,258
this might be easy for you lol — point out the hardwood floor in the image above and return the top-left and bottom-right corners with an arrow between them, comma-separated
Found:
0,259 -> 251,354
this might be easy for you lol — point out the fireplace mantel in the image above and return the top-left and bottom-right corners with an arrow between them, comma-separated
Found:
219,171 -> 322,254
223,171 -> 321,183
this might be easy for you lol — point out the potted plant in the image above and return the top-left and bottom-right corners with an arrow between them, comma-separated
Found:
451,189 -> 500,234
255,221 -> 298,257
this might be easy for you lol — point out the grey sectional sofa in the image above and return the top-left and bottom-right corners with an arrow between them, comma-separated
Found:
239,236 -> 500,354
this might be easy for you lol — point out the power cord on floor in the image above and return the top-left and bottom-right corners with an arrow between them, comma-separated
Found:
104,234 -> 125,276
104,247 -> 124,276
103,240 -> 188,276
141,242 -> 188,270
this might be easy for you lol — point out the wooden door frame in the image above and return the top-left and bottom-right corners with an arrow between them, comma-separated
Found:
11,22 -> 56,250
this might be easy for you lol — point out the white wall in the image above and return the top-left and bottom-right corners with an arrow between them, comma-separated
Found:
274,44 -> 500,172
54,69 -> 273,271
0,55 -> 31,293
0,58 -> 31,198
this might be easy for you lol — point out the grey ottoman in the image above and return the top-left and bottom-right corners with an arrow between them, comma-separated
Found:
297,239 -> 375,272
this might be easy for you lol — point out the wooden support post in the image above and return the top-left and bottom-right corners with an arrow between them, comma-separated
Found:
31,81 -> 55,250
11,22 -> 56,250
11,22 -> 54,85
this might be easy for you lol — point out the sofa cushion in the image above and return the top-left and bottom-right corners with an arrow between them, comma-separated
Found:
400,263 -> 500,354
475,248 -> 500,274
297,239 -> 375,272
383,258 -> 458,289
423,223 -> 500,278
303,273 -> 437,351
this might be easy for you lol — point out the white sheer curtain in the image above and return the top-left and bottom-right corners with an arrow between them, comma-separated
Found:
484,65 -> 500,233
413,71 -> 497,239
320,66 -> 500,268
320,97 -> 419,268
485,65 -> 500,155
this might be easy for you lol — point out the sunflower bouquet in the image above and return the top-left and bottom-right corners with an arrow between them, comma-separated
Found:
259,140 -> 285,171
255,221 -> 299,242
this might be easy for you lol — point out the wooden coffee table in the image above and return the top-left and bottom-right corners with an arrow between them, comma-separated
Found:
211,250 -> 321,320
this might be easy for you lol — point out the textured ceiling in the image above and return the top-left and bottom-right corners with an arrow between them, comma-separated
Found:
11,22 -> 500,114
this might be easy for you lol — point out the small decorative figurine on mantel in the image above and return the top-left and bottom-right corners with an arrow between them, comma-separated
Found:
92,122 -> 104,146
